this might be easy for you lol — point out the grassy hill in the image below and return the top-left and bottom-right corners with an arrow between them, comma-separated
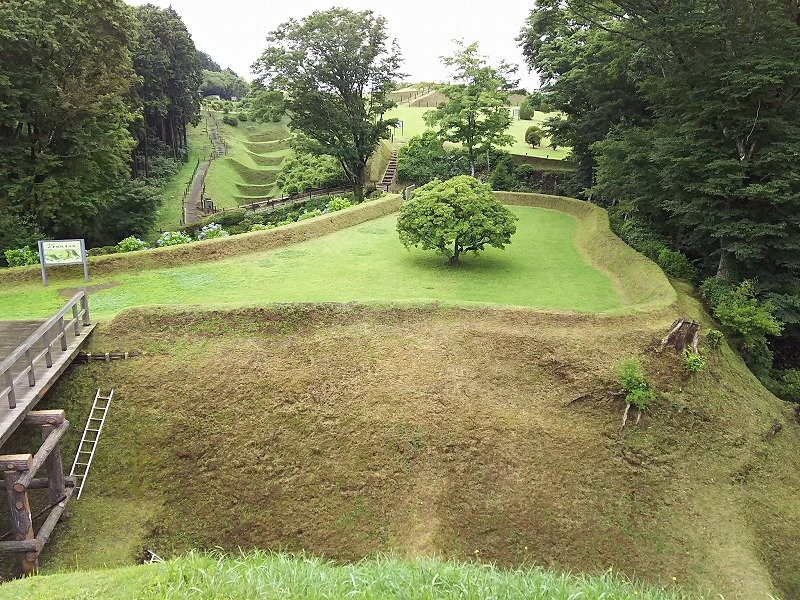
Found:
203,116 -> 291,208
0,194 -> 797,599
0,553 -> 698,599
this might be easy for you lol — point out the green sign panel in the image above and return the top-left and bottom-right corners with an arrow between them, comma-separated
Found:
38,239 -> 89,286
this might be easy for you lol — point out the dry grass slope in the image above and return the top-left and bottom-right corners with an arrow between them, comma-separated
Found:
8,296 -> 797,600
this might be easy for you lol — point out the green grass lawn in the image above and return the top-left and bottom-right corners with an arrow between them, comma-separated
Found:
1,552 -> 698,599
386,106 -> 570,160
0,206 -> 622,320
152,124 -> 212,234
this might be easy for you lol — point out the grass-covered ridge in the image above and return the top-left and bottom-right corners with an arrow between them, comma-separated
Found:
0,202 -> 630,319
0,552 -> 700,599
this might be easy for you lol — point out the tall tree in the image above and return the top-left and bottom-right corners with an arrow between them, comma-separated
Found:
132,4 -> 202,171
0,0 -> 136,246
520,0 -> 800,372
252,8 -> 403,201
425,42 -> 515,176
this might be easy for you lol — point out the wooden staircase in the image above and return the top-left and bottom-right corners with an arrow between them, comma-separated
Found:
380,150 -> 398,190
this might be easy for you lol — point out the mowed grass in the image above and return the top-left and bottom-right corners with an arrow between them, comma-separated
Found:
0,206 -> 622,320
386,105 -> 570,160
1,552 -> 699,599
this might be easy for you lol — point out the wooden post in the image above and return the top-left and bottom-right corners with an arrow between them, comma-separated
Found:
1,455 -> 37,575
33,411 -> 69,521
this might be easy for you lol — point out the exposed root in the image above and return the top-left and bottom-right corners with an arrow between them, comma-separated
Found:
620,403 -> 632,433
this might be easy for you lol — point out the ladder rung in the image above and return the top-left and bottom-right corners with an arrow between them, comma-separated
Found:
74,462 -> 89,466
86,428 -> 101,432
89,417 -> 103,421
97,396 -> 112,400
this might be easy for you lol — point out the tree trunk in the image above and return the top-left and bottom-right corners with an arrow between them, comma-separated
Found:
450,239 -> 461,266
716,248 -> 734,279
658,318 -> 700,355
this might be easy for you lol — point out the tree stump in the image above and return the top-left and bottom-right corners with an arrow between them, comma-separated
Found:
658,318 -> 700,355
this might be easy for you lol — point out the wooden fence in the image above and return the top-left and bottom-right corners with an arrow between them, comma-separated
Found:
0,291 -> 90,410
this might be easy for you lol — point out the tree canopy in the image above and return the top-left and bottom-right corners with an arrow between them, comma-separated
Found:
397,175 -> 517,265
253,8 -> 403,201
200,68 -> 248,100
425,42 -> 515,176
519,0 -> 800,373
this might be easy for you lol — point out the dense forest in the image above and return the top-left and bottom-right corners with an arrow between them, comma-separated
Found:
519,0 -> 800,384
0,0 -> 203,252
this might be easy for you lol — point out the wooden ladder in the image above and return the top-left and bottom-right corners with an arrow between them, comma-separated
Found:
69,388 -> 113,499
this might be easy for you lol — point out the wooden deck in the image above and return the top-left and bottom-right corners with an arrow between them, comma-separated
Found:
0,292 -> 94,448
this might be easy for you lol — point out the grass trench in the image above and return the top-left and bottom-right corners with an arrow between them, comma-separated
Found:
0,205 -> 625,320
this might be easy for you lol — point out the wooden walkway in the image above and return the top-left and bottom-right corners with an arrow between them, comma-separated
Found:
0,292 -> 94,448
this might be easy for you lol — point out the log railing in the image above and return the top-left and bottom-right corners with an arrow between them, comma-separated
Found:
0,291 -> 90,410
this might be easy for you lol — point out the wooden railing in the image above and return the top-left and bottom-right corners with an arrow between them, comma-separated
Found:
0,291 -> 90,409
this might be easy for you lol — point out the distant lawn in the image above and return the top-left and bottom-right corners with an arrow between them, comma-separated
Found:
0,206 -> 621,320
386,105 -> 570,160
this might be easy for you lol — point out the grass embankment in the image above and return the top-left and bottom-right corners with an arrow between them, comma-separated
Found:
0,201 -> 631,319
3,292 -> 796,599
153,124 -> 213,233
1,552 -> 699,599
203,117 -> 291,208
386,105 -> 570,160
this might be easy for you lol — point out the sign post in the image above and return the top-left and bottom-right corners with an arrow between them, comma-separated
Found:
37,239 -> 89,287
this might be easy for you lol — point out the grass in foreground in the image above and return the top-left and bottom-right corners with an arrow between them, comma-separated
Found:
1,552 -> 701,599
0,206 -> 622,320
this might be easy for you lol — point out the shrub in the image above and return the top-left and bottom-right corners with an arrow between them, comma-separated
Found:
115,236 -> 148,253
276,152 -> 346,196
397,176 -> 518,265
157,231 -> 192,247
88,245 -> 118,256
327,197 -> 352,212
682,350 -> 706,374
525,125 -> 544,148
4,246 -> 39,267
657,248 -> 697,281
249,224 -> 270,232
237,112 -> 248,122
706,329 -> 724,350
297,209 -> 323,221
779,370 -> 800,403
617,357 -> 655,411
699,277 -> 735,310
222,114 -> 238,126
197,223 -> 229,240
518,95 -> 538,120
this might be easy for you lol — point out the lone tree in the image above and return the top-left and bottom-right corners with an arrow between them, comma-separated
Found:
397,175 -> 517,265
525,125 -> 544,148
252,8 -> 402,202
425,42 -> 515,176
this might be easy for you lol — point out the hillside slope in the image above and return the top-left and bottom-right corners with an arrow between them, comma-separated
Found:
2,293 -> 795,599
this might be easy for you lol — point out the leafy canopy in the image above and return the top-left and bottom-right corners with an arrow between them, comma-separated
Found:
252,8 -> 403,201
425,42 -> 515,176
396,175 -> 517,265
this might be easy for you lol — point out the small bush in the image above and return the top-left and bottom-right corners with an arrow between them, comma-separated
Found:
682,350 -> 706,374
4,246 -> 39,267
249,224 -> 270,232
237,112 -> 248,122
706,329 -> 724,350
657,248 -> 697,281
88,245 -> 118,256
197,223 -> 229,240
297,209 -> 323,221
157,231 -> 192,247
779,370 -> 800,403
115,236 -> 148,253
327,197 -> 352,212
699,277 -> 735,310
617,357 -> 655,411
222,114 -> 238,126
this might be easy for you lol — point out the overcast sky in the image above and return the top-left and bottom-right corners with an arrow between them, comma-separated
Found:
125,0 -> 540,89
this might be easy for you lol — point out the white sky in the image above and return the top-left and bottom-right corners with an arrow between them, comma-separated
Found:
124,0 -> 539,89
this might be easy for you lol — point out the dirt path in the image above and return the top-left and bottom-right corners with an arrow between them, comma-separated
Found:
185,159 -> 212,225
